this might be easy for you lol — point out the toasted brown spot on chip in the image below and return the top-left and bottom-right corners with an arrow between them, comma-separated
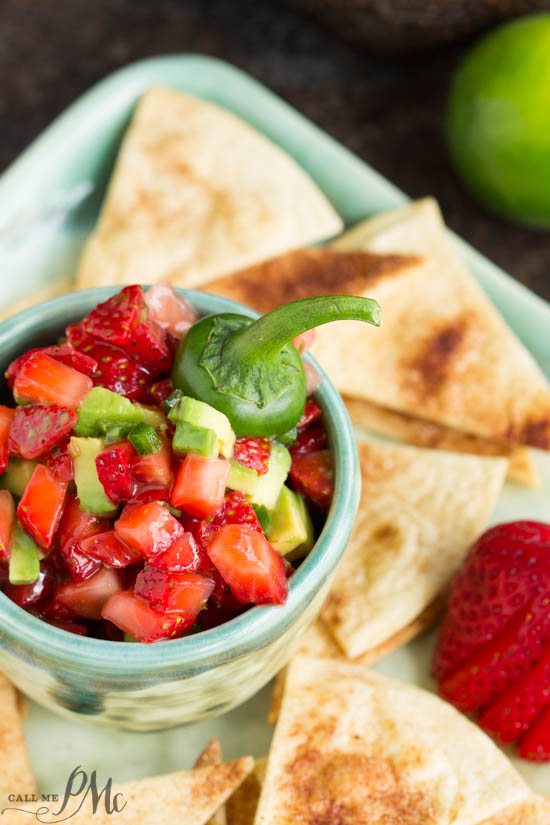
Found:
510,416 -> 550,450
203,249 -> 420,316
406,318 -> 467,396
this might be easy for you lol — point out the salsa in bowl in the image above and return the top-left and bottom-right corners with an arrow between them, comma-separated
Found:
0,286 -> 364,728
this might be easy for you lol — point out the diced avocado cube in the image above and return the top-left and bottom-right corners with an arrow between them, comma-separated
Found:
227,460 -> 259,497
123,632 -> 139,643
0,459 -> 37,499
267,486 -> 314,560
103,424 -> 132,444
172,421 -> 218,458
74,387 -> 145,438
251,443 -> 291,510
68,436 -> 117,515
129,423 -> 163,455
252,503 -> 272,534
9,522 -> 40,585
168,397 -> 235,458
162,389 -> 184,414
133,404 -> 167,429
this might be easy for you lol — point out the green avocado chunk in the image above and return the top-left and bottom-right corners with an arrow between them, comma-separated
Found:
74,387 -> 145,438
267,486 -> 314,560
251,442 -> 291,510
172,421 -> 218,458
68,436 -> 117,515
0,459 -> 37,499
9,522 -> 40,585
227,460 -> 259,497
168,397 -> 235,458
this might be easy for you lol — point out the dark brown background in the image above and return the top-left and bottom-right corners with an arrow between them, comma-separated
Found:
2,0 -> 549,300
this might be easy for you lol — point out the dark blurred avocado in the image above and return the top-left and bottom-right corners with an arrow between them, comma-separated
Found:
282,0 -> 550,52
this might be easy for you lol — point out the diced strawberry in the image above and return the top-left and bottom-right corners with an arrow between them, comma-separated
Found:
197,593 -> 246,630
129,486 -> 170,505
4,560 -> 56,606
478,638 -> 550,744
0,490 -> 15,561
67,326 -> 152,403
0,406 -> 14,473
59,541 -> 101,583
144,282 -> 197,337
56,567 -> 125,620
13,352 -> 93,409
43,440 -> 74,482
8,405 -> 77,460
232,438 -> 271,475
289,450 -> 333,509
212,491 -> 263,533
124,321 -> 171,376
81,285 -> 144,347
5,345 -> 97,389
207,524 -> 288,606
150,378 -> 174,406
17,465 -> 67,550
115,501 -> 185,558
132,438 -> 172,487
153,532 -> 201,572
518,703 -> 550,762
439,598 -> 550,713
102,589 -> 189,643
81,531 -> 142,568
289,423 -> 327,455
95,440 -> 136,505
297,400 -> 322,430
134,566 -> 214,615
171,455 -> 230,518
55,495 -> 107,581
40,592 -> 79,622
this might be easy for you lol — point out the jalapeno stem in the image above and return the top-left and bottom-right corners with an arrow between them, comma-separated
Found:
224,295 -> 381,365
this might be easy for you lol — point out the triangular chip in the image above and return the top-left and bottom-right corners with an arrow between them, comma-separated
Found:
76,87 -> 342,290
268,598 -> 443,724
477,797 -> 550,824
194,738 -> 226,825
322,439 -> 507,658
4,758 -> 253,825
345,395 -> 539,487
254,656 -> 530,825
226,758 -> 267,825
0,674 -> 36,806
329,198 -> 550,449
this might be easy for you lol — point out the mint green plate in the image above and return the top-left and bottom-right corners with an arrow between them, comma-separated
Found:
1,55 -> 549,796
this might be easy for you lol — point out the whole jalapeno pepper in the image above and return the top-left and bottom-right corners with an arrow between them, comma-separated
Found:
171,295 -> 380,437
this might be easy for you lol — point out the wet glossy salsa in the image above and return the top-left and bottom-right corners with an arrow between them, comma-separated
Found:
0,285 -> 334,642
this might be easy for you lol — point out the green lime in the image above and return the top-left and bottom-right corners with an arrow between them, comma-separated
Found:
446,13 -> 550,228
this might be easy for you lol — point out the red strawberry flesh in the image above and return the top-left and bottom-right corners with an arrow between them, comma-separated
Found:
8,405 -> 77,460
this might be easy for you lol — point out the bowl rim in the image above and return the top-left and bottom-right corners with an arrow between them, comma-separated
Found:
0,287 -> 360,674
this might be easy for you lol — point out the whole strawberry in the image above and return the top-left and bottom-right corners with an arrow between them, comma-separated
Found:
432,520 -> 550,762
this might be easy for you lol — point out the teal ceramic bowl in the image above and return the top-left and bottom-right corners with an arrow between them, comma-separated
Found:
0,287 -> 360,731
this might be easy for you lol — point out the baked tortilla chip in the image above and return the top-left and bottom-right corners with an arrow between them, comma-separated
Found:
330,198 -> 550,450
345,395 -> 539,487
254,656 -> 530,825
268,599 -> 444,724
0,674 -> 36,806
322,439 -> 507,658
194,738 -> 226,825
477,797 -> 550,824
4,758 -> 254,825
76,87 -> 342,290
226,758 -> 267,825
